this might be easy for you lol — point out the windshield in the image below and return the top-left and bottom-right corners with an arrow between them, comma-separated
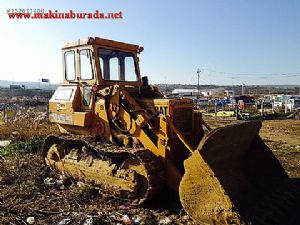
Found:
98,48 -> 137,81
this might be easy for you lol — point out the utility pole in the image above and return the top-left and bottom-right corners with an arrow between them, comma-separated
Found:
197,68 -> 201,98
231,76 -> 234,97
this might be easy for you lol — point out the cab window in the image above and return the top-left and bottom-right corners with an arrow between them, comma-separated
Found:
65,51 -> 75,81
83,86 -> 91,106
109,57 -> 119,80
124,56 -> 136,81
98,48 -> 137,81
80,49 -> 93,80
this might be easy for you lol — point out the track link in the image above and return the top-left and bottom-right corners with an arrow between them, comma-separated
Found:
43,135 -> 165,204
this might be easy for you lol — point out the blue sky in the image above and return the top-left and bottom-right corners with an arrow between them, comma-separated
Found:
0,0 -> 300,85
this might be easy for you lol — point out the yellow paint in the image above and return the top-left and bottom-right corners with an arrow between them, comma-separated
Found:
46,37 -> 280,224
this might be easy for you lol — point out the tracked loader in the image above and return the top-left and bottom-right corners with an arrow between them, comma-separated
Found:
44,37 -> 296,224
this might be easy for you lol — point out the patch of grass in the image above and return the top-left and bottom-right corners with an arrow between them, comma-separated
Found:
0,136 -> 44,157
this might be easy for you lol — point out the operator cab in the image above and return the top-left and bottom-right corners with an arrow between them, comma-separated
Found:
58,37 -> 145,114
62,37 -> 143,87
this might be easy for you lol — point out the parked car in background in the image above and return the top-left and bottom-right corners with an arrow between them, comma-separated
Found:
287,96 -> 300,111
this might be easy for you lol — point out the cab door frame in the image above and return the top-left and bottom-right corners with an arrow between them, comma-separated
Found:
76,46 -> 97,111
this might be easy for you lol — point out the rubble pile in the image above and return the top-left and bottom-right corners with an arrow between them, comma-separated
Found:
0,105 -> 58,140
7,107 -> 48,124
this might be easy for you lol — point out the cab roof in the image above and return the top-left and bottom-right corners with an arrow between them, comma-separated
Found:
62,37 -> 140,52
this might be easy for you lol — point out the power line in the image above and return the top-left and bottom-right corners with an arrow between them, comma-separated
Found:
220,74 -> 299,79
203,68 -> 300,78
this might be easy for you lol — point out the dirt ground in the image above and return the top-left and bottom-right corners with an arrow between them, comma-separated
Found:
0,118 -> 299,225
260,120 -> 300,178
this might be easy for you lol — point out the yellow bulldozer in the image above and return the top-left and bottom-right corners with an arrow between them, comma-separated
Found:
43,37 -> 296,225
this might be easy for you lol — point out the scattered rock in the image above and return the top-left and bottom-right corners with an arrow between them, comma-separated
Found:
44,177 -> 70,189
119,204 -> 131,210
83,217 -> 93,225
122,215 -> 132,225
44,177 -> 56,186
11,131 -> 21,140
132,216 -> 142,225
72,212 -> 80,217
77,181 -> 85,188
182,214 -> 190,221
159,217 -> 172,225
18,159 -> 28,168
0,140 -> 11,148
57,218 -> 71,225
26,216 -> 35,224
56,179 -> 65,186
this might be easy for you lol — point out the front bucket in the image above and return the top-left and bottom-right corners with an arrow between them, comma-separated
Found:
179,121 -> 289,224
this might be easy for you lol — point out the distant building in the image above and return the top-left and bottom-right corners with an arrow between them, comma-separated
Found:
200,89 -> 214,97
273,94 -> 291,108
9,85 -> 25,90
172,89 -> 198,96
172,88 -> 224,97
287,98 -> 300,111
201,88 -> 224,97
224,90 -> 234,97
